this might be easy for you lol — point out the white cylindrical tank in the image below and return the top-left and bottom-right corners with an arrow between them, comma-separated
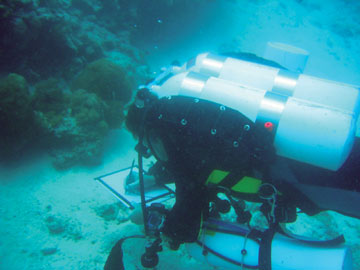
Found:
186,53 -> 360,117
151,71 -> 356,170
263,42 -> 310,73
186,220 -> 353,270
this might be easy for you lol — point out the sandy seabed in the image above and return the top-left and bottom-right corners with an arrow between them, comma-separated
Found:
1,0 -> 360,269
1,131 -> 360,270
0,129 -> 228,270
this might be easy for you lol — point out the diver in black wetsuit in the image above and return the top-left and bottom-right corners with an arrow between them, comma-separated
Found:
125,88 -> 360,247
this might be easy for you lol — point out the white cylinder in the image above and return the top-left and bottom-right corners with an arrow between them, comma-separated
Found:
151,72 -> 356,170
186,222 -> 352,270
275,98 -> 356,170
263,42 -> 309,73
187,228 -> 260,269
188,53 -> 360,116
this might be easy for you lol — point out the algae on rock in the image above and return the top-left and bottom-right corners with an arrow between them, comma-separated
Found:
71,58 -> 134,129
29,78 -> 110,170
72,58 -> 133,103
32,78 -> 71,132
47,89 -> 109,170
0,73 -> 39,157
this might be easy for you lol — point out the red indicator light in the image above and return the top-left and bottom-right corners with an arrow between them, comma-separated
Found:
264,122 -> 274,132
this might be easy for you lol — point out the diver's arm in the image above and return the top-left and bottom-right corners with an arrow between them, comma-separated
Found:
148,161 -> 174,185
162,177 -> 208,245
125,161 -> 172,194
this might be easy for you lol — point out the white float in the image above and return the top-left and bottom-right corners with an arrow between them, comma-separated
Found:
185,52 -> 360,116
186,219 -> 353,270
263,42 -> 309,73
150,67 -> 358,170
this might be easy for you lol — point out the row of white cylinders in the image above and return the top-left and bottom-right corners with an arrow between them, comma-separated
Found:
151,53 -> 360,170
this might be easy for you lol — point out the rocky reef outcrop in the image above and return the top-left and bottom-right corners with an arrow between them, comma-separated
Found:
34,82 -> 109,170
0,73 -> 40,158
71,58 -> 134,129
0,0 -> 144,81
0,58 -> 139,169
0,0 -> 211,169
0,0 -> 158,168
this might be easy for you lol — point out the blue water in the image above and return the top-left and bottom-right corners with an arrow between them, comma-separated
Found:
0,0 -> 359,269
133,0 -> 360,85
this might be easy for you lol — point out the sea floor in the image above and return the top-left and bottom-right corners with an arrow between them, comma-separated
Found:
0,130 -> 226,270
1,129 -> 360,270
1,0 -> 360,269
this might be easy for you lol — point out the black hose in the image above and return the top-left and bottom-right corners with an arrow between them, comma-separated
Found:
104,235 -> 145,270
138,142 -> 149,235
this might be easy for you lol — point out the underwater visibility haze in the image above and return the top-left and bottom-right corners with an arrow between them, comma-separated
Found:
0,0 -> 360,269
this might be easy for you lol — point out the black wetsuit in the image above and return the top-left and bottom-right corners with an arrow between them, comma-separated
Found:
141,95 -> 360,244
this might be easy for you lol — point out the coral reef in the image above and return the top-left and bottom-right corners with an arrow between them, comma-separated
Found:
0,0 -> 226,170
0,0 -> 157,167
0,0 -> 141,82
0,54 -> 139,168
32,78 -> 70,134
33,78 -> 69,113
71,58 -> 133,103
0,73 -> 39,158
72,58 -> 134,129
0,57 -> 137,169
47,88 -> 109,170
29,78 -> 106,169
0,0 -> 157,169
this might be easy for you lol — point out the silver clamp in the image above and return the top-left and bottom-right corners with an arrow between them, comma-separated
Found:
256,69 -> 299,137
180,71 -> 210,97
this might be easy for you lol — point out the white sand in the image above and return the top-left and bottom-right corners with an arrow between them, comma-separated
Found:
0,130 -> 137,270
0,129 -> 226,270
1,0 -> 360,269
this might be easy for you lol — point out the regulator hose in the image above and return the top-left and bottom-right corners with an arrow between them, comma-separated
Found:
104,235 -> 145,270
138,147 -> 149,235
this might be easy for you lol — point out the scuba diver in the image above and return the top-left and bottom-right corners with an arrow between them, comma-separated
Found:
125,87 -> 360,248
104,51 -> 360,270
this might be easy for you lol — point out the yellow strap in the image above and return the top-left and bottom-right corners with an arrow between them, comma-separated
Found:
205,169 -> 229,185
231,176 -> 262,193
206,170 -> 262,194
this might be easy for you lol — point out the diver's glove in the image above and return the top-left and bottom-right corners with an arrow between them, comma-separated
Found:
147,204 -> 181,250
146,203 -> 168,236
146,203 -> 181,250
135,142 -> 152,158
148,162 -> 173,184
161,233 -> 181,251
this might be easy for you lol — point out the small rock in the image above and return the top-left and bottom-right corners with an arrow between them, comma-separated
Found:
95,204 -> 119,221
129,205 -> 144,225
41,247 -> 58,256
46,216 -> 66,235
